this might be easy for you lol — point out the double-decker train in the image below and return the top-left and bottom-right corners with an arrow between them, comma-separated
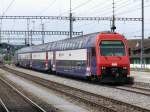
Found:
15,32 -> 131,83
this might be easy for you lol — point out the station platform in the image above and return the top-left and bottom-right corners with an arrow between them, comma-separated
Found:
131,71 -> 150,83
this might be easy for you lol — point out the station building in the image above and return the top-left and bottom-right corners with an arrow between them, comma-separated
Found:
128,37 -> 150,69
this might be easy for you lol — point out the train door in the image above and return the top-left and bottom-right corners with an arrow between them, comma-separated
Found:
86,48 -> 91,77
91,47 -> 97,76
30,52 -> 32,69
45,51 -> 48,70
52,51 -> 56,72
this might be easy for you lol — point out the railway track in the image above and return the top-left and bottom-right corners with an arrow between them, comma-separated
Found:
0,76 -> 47,112
2,66 -> 150,112
0,98 -> 9,112
114,85 -> 150,96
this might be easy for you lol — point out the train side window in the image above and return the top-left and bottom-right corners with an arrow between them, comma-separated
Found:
92,47 -> 96,56
79,40 -> 83,48
75,42 -> 78,48
68,42 -> 71,49
76,42 -> 79,49
64,43 -> 66,49
62,43 -> 64,50
63,43 -> 65,50
70,42 -> 73,49
67,43 -> 69,49
60,43 -> 62,50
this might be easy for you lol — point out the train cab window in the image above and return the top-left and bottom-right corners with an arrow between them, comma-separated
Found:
100,40 -> 125,56
92,47 -> 96,56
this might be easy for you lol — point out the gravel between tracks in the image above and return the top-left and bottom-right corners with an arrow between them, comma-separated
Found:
5,65 -> 150,110
131,71 -> 150,83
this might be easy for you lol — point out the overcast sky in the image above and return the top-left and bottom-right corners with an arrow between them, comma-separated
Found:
0,0 -> 150,44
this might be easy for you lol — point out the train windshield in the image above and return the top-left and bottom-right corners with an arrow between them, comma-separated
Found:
100,40 -> 125,56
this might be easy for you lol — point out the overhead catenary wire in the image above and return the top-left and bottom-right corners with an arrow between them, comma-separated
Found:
59,0 -> 93,16
116,2 -> 150,15
74,0 -> 139,30
95,0 -> 138,17
38,0 -> 57,15
71,0 -> 93,11
77,0 -> 127,16
1,0 -> 15,16
0,0 -> 16,43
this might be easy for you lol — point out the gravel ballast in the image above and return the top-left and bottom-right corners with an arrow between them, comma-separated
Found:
5,65 -> 150,110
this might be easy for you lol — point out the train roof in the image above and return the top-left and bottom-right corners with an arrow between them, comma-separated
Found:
31,43 -> 48,52
16,31 -> 122,53
17,47 -> 32,54
46,32 -> 99,51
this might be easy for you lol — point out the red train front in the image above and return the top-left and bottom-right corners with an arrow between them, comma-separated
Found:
95,33 -> 130,83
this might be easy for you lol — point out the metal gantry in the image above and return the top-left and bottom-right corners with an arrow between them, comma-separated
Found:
0,30 -> 83,35
0,37 -> 41,41
0,15 -> 142,45
0,30 -> 83,45
0,16 -> 142,21
141,0 -> 145,69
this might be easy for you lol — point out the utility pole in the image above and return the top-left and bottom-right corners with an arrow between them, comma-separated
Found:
69,0 -> 73,38
25,33 -> 27,45
141,0 -> 144,69
0,27 -> 1,43
111,0 -> 116,32
27,19 -> 30,46
0,19 -> 2,43
42,23 -> 45,44
31,30 -> 32,45
32,20 -> 35,45
8,33 -> 10,43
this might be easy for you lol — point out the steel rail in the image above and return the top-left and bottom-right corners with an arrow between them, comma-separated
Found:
114,85 -> 150,96
0,77 -> 47,112
0,98 -> 9,112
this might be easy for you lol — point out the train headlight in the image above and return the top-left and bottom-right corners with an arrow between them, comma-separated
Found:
102,66 -> 106,69
86,67 -> 91,76
123,67 -> 127,69
101,67 -> 106,75
86,67 -> 91,72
